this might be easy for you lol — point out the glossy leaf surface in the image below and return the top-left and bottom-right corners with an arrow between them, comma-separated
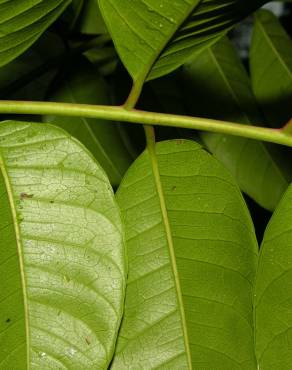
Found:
180,36 -> 290,211
114,140 -> 258,369
44,59 -> 134,186
98,0 -> 266,82
255,184 -> 292,369
0,0 -> 70,67
250,10 -> 292,127
0,121 -> 125,369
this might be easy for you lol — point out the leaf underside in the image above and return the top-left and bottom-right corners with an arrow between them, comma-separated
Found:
99,0 -> 266,82
255,184 -> 292,369
0,121 -> 125,369
114,140 -> 258,369
0,0 -> 70,67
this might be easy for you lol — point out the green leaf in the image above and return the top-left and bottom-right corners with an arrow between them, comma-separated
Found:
98,0 -> 266,83
250,9 -> 292,127
0,0 -> 71,68
180,36 -> 291,211
0,121 -> 125,368
114,140 -> 258,369
78,0 -> 107,35
0,32 -> 65,101
255,184 -> 292,369
44,58 -> 134,187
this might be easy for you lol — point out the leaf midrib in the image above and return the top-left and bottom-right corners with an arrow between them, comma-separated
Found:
146,141 -> 192,369
0,154 -> 29,369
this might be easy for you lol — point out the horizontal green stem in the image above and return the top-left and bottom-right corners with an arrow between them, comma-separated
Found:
0,100 -> 291,147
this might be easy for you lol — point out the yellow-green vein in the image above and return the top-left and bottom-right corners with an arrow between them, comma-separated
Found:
144,125 -> 193,369
0,156 -> 29,369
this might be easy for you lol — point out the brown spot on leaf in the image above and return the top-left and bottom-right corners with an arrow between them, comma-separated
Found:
20,193 -> 34,200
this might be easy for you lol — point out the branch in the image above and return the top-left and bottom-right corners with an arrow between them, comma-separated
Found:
0,100 -> 291,147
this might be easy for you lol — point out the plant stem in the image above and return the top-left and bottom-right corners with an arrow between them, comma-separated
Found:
124,78 -> 145,109
0,100 -> 291,147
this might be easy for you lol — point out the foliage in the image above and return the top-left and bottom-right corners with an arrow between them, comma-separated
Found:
0,1 -> 292,369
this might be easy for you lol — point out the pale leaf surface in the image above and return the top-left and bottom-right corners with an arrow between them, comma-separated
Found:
0,121 -> 125,369
114,140 -> 258,369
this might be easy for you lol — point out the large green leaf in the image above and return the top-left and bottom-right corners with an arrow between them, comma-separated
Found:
114,140 -> 258,369
44,58 -> 134,187
0,121 -> 125,368
0,0 -> 71,68
180,36 -> 291,211
255,184 -> 292,369
98,0 -> 266,83
250,9 -> 292,127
